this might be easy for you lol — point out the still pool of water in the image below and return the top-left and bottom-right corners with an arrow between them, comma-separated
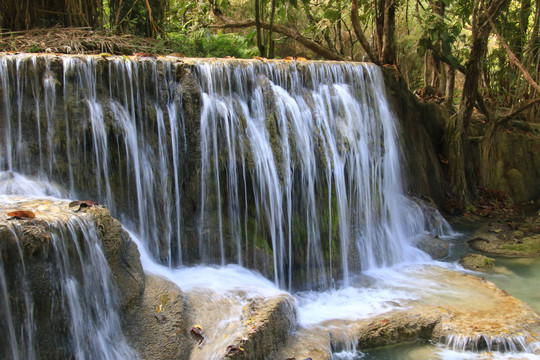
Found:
361,340 -> 540,359
352,225 -> 540,360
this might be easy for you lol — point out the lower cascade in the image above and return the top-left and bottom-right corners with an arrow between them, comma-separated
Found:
0,53 -> 539,359
0,198 -> 139,360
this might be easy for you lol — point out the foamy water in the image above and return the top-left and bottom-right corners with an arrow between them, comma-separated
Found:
131,232 -> 286,298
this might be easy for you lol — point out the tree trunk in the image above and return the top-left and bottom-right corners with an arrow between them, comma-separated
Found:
351,0 -> 380,64
381,0 -> 396,64
444,65 -> 455,110
438,61 -> 447,96
516,0 -> 531,60
268,0 -> 277,58
375,0 -> 384,55
429,0 -> 446,96
524,0 -> 540,118
255,0 -> 267,57
443,0 -> 510,208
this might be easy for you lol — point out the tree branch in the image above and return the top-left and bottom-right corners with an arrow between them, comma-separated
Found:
425,42 -> 467,75
495,96 -> 540,126
488,18 -> 540,94
211,19 -> 346,61
351,0 -> 380,64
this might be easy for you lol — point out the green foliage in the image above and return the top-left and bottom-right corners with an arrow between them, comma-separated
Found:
166,29 -> 258,58
28,44 -> 44,53
416,2 -> 467,68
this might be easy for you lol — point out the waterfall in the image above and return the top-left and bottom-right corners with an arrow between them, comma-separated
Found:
195,60 -> 431,289
0,201 -> 138,359
0,54 -> 442,291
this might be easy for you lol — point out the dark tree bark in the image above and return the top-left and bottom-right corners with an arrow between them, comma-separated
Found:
444,65 -> 455,110
375,0 -> 384,55
381,0 -> 396,64
517,0 -> 532,59
255,0 -> 267,57
443,0 -> 510,208
0,0 -> 102,31
268,0 -> 277,58
351,0 -> 380,64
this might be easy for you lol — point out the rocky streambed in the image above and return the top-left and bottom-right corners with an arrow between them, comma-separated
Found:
1,197 -> 540,359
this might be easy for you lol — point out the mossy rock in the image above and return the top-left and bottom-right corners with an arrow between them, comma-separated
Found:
459,253 -> 495,271
467,217 -> 540,257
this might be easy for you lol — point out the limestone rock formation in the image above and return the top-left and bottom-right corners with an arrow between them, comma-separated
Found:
86,205 -> 145,310
277,266 -> 540,358
413,233 -> 450,259
0,197 -> 144,359
468,218 -> 540,257
459,253 -> 495,270
123,274 -> 191,360
184,289 -> 296,360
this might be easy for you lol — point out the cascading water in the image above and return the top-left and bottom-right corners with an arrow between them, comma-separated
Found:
1,53 -> 538,360
195,60 -> 435,289
0,198 -> 138,360
0,54 -> 442,290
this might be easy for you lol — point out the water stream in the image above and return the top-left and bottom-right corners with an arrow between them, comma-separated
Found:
0,196 -> 138,360
0,54 -> 538,359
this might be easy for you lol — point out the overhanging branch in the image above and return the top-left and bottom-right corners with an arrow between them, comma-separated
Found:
211,19 -> 345,61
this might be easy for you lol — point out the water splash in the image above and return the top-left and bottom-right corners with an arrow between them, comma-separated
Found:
0,54 -> 444,290
0,206 -> 138,359
195,60 -> 431,288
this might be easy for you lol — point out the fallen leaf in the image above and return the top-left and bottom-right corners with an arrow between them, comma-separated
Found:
134,52 -> 157,58
190,325 -> 206,347
7,210 -> 36,220
69,200 -> 99,212
438,153 -> 449,165
226,345 -> 244,356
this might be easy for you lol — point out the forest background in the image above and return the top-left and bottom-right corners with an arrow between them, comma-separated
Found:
1,0 -> 539,210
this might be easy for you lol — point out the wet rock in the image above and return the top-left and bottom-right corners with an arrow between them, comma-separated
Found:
279,266 -> 540,358
275,327 -> 332,360
0,197 -> 143,359
85,205 -> 144,311
412,234 -> 449,259
123,275 -> 191,360
225,294 -> 296,359
184,289 -> 296,360
459,253 -> 495,271
468,220 -> 540,257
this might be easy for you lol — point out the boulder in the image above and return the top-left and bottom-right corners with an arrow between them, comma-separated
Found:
0,197 -> 144,359
412,234 -> 449,259
184,289 -> 296,360
459,253 -> 495,271
86,205 -> 144,311
123,274 -> 191,360
468,220 -> 540,257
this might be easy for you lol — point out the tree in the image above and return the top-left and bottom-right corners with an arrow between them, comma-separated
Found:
443,0 -> 510,209
109,0 -> 168,36
0,0 -> 102,31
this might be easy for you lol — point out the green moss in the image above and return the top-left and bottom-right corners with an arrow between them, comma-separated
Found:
501,236 -> 540,255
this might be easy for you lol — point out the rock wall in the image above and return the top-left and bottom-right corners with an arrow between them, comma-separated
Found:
381,68 -> 448,205
0,54 -> 455,290
473,123 -> 540,203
